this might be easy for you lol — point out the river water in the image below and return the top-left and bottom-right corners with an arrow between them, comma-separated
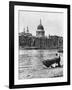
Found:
18,49 -> 63,79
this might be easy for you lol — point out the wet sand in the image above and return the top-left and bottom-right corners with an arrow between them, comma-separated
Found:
19,67 -> 63,79
18,49 -> 63,79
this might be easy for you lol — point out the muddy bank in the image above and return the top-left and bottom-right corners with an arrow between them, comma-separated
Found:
19,67 -> 63,79
18,49 -> 63,79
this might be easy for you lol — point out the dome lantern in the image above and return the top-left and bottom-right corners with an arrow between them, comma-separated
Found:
27,26 -> 29,33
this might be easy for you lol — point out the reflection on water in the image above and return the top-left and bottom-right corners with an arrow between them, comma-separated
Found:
19,49 -> 63,79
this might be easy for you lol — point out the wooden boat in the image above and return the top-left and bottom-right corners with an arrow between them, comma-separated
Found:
42,57 -> 61,68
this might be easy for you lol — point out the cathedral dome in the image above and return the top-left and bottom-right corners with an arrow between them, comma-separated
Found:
37,19 -> 44,30
37,24 -> 44,30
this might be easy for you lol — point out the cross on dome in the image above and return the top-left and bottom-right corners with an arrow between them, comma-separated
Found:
40,19 -> 42,25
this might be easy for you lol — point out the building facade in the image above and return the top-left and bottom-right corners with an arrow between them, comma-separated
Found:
19,20 -> 63,49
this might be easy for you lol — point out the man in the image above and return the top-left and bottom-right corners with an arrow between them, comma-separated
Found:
49,53 -> 61,68
55,53 -> 61,67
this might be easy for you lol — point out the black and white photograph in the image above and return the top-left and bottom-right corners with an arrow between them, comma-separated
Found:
9,1 -> 70,88
19,10 -> 63,79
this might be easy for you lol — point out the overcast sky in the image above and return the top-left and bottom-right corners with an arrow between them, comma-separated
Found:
18,10 -> 64,37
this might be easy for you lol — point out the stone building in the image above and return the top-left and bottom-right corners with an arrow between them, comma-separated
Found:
19,20 -> 63,49
19,26 -> 33,47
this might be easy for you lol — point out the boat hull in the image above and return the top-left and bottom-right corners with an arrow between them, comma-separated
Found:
42,57 -> 61,68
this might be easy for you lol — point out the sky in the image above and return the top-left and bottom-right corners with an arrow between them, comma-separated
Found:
18,10 -> 64,37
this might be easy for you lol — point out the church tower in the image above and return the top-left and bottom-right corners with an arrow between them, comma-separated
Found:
36,19 -> 45,37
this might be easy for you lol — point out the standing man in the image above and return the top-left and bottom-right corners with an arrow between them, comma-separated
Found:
56,53 -> 61,67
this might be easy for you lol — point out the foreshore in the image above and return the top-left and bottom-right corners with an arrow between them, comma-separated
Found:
18,49 -> 63,79
19,67 -> 63,79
